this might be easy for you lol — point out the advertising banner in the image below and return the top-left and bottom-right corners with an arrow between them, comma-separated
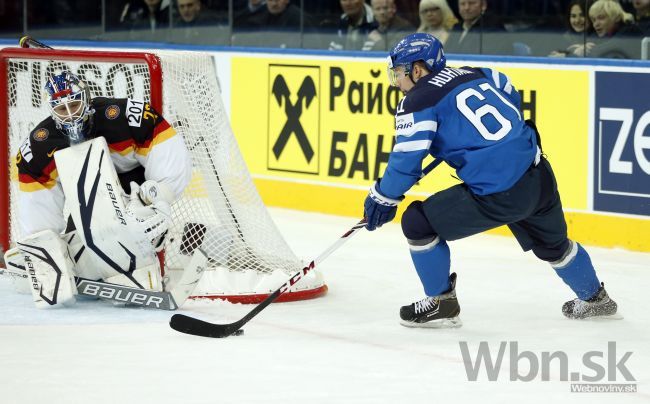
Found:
227,53 -> 649,251
231,56 -> 589,208
594,71 -> 650,216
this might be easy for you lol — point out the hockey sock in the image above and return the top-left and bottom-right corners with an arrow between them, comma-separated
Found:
408,236 -> 451,296
551,242 -> 601,300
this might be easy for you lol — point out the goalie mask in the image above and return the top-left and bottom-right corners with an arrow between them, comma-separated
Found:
45,72 -> 94,144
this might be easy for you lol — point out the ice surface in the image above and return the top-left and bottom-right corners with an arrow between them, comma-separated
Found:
1,208 -> 648,404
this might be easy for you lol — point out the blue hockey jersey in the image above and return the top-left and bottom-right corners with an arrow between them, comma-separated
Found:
379,66 -> 539,199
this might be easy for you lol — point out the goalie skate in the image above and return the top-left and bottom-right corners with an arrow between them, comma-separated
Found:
400,272 -> 462,328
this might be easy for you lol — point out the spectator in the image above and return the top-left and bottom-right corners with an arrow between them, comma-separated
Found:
172,0 -> 225,44
549,0 -> 595,57
363,0 -> 415,51
234,0 -> 267,28
120,0 -> 170,34
329,0 -> 378,50
395,0 -> 422,26
234,0 -> 311,48
239,0 -> 303,28
590,0 -> 640,37
588,0 -> 642,57
445,0 -> 507,54
175,0 -> 221,26
416,0 -> 458,45
633,0 -> 650,34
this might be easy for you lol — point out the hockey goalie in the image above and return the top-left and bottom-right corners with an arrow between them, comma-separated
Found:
5,71 -> 192,308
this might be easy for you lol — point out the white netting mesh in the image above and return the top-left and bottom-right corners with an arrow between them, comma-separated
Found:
3,48 -> 325,301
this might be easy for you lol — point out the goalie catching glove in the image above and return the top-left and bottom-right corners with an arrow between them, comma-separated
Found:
126,181 -> 174,251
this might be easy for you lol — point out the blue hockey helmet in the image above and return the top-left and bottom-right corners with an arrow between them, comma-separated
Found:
387,33 -> 446,86
44,71 -> 94,144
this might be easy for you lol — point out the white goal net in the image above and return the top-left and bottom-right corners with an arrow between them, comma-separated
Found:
0,47 -> 326,303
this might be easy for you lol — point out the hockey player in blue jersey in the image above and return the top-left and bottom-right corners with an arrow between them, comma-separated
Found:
363,33 -> 618,328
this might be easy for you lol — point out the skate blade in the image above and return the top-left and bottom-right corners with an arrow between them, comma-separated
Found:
400,317 -> 462,329
583,312 -> 624,321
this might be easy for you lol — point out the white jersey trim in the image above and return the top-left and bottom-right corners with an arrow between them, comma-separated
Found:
409,236 -> 440,252
393,140 -> 432,153
397,120 -> 438,138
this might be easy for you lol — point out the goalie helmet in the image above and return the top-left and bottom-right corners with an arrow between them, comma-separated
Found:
387,33 -> 446,86
44,71 -> 94,144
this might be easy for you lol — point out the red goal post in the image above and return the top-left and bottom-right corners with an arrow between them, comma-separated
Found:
0,46 -> 327,303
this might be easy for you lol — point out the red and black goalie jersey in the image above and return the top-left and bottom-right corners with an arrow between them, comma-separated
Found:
15,97 -> 192,237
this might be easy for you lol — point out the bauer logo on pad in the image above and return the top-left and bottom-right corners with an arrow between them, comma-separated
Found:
268,64 -> 320,175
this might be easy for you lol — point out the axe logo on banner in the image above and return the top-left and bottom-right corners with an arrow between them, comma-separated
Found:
268,65 -> 320,174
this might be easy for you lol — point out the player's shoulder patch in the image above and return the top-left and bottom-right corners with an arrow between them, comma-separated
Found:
19,118 -> 65,166
104,104 -> 121,120
32,127 -> 49,142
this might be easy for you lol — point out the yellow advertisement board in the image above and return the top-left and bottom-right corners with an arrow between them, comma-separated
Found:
231,56 -> 648,251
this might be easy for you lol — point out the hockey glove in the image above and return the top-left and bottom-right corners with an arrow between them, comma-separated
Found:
126,182 -> 171,252
138,179 -> 175,205
363,179 -> 403,231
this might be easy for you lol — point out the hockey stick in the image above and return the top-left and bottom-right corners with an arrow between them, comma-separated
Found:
169,158 -> 443,338
19,35 -> 53,50
1,248 -> 208,310
169,220 -> 367,337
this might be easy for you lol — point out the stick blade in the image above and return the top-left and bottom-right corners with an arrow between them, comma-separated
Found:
169,314 -> 242,338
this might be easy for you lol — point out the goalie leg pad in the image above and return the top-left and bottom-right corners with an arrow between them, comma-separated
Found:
104,261 -> 163,292
3,247 -> 31,294
18,230 -> 77,308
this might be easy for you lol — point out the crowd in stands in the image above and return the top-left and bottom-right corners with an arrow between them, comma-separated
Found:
2,0 -> 649,58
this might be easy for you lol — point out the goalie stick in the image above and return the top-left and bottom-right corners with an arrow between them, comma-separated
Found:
169,158 -> 443,338
2,248 -> 208,310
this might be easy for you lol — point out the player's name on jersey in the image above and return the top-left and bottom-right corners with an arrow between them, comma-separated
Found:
427,67 -> 473,87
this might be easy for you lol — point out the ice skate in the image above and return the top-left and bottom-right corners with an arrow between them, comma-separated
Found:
400,273 -> 462,328
562,283 -> 620,319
